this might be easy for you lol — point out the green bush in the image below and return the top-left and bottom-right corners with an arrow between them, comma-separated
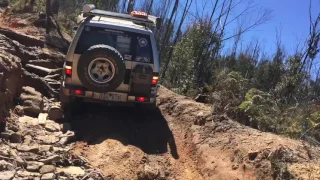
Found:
238,88 -> 280,132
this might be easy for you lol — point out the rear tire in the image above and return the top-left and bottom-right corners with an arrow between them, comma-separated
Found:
77,45 -> 126,92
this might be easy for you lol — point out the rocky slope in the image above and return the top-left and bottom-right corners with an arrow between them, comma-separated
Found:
0,12 -> 320,180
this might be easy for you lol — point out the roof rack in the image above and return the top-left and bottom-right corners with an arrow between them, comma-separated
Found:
79,4 -> 162,30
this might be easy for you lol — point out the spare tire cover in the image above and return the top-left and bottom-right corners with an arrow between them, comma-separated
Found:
77,44 -> 126,92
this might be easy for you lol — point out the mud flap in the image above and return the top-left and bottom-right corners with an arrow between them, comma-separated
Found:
130,64 -> 153,94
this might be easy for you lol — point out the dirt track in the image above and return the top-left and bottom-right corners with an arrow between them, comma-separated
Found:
70,98 -> 203,180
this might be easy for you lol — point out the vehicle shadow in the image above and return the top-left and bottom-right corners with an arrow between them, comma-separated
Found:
68,102 -> 179,159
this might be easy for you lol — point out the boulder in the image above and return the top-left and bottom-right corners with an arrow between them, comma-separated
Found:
39,165 -> 56,174
57,166 -> 85,177
0,50 -> 23,120
19,86 -> 45,117
26,161 -> 44,172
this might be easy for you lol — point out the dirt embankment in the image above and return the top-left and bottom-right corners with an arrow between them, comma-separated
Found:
0,11 -> 320,180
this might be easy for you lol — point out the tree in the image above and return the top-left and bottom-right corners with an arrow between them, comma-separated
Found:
158,0 -> 178,58
127,0 -> 135,13
46,0 -> 52,34
161,0 -> 193,79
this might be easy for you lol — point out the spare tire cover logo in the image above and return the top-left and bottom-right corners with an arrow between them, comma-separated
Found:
138,38 -> 147,47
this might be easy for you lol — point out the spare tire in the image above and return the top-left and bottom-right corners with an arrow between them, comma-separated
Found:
77,45 -> 126,92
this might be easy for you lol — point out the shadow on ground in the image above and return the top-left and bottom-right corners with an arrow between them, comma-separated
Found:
68,102 -> 179,159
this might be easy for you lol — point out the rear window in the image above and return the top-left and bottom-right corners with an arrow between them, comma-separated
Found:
75,26 -> 153,63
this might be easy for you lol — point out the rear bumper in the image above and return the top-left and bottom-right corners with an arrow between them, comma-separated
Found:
60,82 -> 157,104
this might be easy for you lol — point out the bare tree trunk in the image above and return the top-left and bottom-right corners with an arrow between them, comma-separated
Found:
159,0 -> 178,58
127,0 -> 135,13
147,0 -> 154,14
161,0 -> 192,79
46,0 -> 52,34
51,0 -> 59,15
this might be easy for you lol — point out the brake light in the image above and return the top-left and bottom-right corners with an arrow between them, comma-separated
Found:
65,66 -> 72,76
137,97 -> 145,102
152,76 -> 159,85
75,89 -> 84,95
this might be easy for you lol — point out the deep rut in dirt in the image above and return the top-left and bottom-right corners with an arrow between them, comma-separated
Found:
69,102 -> 202,180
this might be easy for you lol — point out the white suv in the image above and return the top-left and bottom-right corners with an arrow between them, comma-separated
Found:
59,4 -> 161,110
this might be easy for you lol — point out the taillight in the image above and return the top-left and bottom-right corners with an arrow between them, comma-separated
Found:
75,89 -> 84,95
137,97 -> 146,102
152,76 -> 159,85
65,66 -> 72,76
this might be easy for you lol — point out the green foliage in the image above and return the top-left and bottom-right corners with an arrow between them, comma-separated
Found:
238,88 -> 279,132
163,21 -> 221,93
211,70 -> 248,114
310,111 -> 320,123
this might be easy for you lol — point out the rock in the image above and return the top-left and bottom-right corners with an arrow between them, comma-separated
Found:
10,132 -> 22,143
57,166 -> 85,177
194,111 -> 206,126
0,131 -> 12,140
9,149 -> 27,167
53,131 -> 63,137
60,123 -> 72,133
39,145 -> 52,153
0,46 -> 23,118
7,123 -> 19,132
58,131 -> 75,145
20,152 -> 39,161
23,135 -> 33,145
44,121 -> 60,132
194,94 -> 209,103
53,147 -> 69,153
39,165 -> 56,174
21,129 -> 35,137
58,137 -> 69,145
38,113 -> 48,125
137,164 -> 160,180
15,156 -> 27,167
39,155 -> 61,164
0,160 -> 14,171
27,161 -> 44,172
28,59 -> 59,70
58,176 -> 69,180
20,87 -> 45,117
41,173 -> 56,180
17,145 -> 39,153
232,164 -> 239,170
16,170 -> 40,178
13,105 -> 24,116
0,148 -> 9,157
248,150 -> 259,161
48,105 -> 63,121
18,116 -> 39,126
36,135 -> 59,144
0,171 -> 16,180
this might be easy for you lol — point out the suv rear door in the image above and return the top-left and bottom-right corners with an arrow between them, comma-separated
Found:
74,25 -> 155,94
